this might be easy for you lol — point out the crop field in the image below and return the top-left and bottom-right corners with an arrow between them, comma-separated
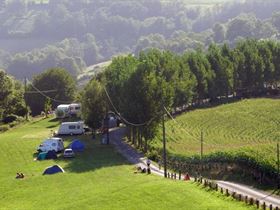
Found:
153,98 -> 279,171
0,117 -> 254,210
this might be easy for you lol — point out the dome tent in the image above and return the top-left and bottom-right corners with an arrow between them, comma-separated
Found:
37,152 -> 47,160
46,150 -> 57,159
69,139 -> 85,152
43,165 -> 64,175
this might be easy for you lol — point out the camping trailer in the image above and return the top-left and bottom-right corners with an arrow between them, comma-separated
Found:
69,103 -> 81,116
37,137 -> 64,153
55,104 -> 70,118
57,121 -> 84,135
55,103 -> 82,118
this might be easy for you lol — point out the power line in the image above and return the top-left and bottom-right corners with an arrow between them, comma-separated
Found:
103,86 -> 158,127
26,79 -> 73,104
25,89 -> 57,94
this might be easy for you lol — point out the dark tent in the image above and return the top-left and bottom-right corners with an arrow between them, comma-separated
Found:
37,152 -> 47,160
69,139 -> 85,152
43,165 -> 64,175
46,150 -> 57,159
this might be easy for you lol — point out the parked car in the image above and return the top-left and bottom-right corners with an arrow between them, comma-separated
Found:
63,148 -> 75,158
37,137 -> 64,153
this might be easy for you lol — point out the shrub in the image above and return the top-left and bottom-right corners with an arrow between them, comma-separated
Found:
0,124 -> 9,132
2,115 -> 18,124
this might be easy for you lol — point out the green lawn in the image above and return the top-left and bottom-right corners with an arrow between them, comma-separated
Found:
153,98 -> 279,170
0,117 -> 254,210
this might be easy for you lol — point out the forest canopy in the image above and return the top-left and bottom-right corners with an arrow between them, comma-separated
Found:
1,0 -> 280,79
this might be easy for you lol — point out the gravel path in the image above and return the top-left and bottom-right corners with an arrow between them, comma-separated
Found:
110,127 -> 280,208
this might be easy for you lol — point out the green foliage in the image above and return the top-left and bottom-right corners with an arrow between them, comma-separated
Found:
25,68 -> 76,116
2,0 -> 280,82
81,79 -> 107,130
0,70 -> 26,119
44,98 -> 51,117
2,114 -> 17,124
0,124 -> 9,132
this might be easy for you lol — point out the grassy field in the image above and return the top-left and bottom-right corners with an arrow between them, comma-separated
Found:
0,117 -> 254,210
153,98 -> 279,170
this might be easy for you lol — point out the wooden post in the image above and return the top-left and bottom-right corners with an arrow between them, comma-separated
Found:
277,142 -> 279,189
262,202 -> 266,210
168,172 -> 170,178
179,172 -> 181,180
249,198 -> 254,205
256,200 -> 259,208
269,204 -> 272,210
226,189 -> 229,196
245,196 -> 248,204
204,179 -> 207,187
238,194 -> 242,201
215,184 -> 218,191
162,106 -> 167,178
275,206 -> 279,210
221,188 -> 223,194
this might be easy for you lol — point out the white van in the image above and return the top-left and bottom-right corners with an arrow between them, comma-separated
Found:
37,137 -> 64,153
55,104 -> 70,119
57,121 -> 84,135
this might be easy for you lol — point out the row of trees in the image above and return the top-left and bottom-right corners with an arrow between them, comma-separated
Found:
82,39 -> 280,151
0,67 -> 77,120
3,38 -> 280,137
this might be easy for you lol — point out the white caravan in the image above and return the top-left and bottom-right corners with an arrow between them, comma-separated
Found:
69,103 -> 81,116
57,121 -> 84,135
55,103 -> 82,118
55,104 -> 70,118
37,137 -> 64,153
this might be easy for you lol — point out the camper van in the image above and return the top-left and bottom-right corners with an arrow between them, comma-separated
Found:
37,137 -> 64,153
57,121 -> 84,135
55,104 -> 70,118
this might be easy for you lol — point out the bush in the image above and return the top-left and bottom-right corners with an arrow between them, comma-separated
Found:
0,124 -> 9,132
2,115 -> 18,124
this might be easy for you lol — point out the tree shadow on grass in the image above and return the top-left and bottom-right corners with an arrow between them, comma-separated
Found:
48,118 -> 61,122
56,134 -> 131,173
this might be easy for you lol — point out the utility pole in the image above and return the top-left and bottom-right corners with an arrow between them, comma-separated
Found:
162,106 -> 167,178
105,108 -> 110,144
200,130 -> 203,159
24,77 -> 28,121
277,142 -> 279,189
106,114 -> 110,144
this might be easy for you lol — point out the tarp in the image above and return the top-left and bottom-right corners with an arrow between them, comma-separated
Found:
69,139 -> 85,152
46,150 -> 57,159
43,165 -> 64,175
37,152 -> 47,160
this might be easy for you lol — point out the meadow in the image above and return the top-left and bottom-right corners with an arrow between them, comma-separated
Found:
153,98 -> 280,171
0,117 -> 254,210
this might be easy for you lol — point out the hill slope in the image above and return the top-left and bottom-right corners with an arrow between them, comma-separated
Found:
0,117 -> 253,210
153,98 -> 279,171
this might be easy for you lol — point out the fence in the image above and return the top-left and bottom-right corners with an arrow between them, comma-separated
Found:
161,172 -> 279,210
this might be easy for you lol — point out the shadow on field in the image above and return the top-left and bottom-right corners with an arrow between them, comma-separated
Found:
48,118 -> 60,122
57,133 -> 129,173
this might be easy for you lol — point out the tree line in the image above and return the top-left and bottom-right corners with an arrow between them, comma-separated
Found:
2,39 -> 280,139
82,39 -> 280,151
